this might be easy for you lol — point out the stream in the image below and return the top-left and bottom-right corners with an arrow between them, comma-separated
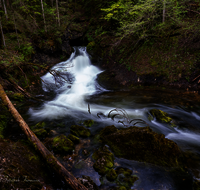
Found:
28,47 -> 200,190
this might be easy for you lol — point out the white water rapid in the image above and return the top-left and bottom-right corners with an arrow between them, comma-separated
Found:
29,47 -> 200,150
28,47 -> 200,189
29,47 -> 109,119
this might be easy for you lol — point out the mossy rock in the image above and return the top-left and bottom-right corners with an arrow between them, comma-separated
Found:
106,168 -> 118,181
33,128 -> 48,138
52,134 -> 74,154
100,125 -> 118,137
115,167 -> 138,188
149,109 -> 172,123
99,126 -> 183,167
70,125 -> 91,137
33,121 -> 46,129
83,120 -> 94,127
92,146 -> 114,175
117,174 -> 138,189
115,167 -> 132,177
116,186 -> 127,190
67,134 -> 80,144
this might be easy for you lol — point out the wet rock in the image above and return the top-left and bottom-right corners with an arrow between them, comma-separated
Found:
99,126 -> 183,167
149,109 -> 176,127
83,120 -> 94,127
106,168 -> 117,181
52,135 -> 74,154
50,130 -> 58,136
33,128 -> 48,139
115,167 -> 138,188
97,71 -> 123,91
92,146 -> 114,175
82,149 -> 90,156
77,175 -> 99,190
31,121 -> 49,139
67,134 -> 80,144
70,125 -> 91,137
99,125 -> 118,137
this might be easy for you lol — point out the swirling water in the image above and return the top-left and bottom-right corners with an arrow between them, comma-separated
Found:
28,47 -> 200,190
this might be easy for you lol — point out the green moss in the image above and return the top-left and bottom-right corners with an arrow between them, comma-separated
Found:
83,120 -> 94,127
115,167 -> 132,177
67,134 -> 80,144
52,134 -> 74,154
149,109 -> 172,123
115,167 -> 138,188
33,128 -> 48,138
56,122 -> 65,128
99,126 -> 183,167
7,92 -> 25,101
117,186 -> 127,190
92,146 -> 114,175
87,41 -> 95,50
70,125 -> 91,137
35,121 -> 46,129
99,125 -> 118,137
106,168 -> 117,181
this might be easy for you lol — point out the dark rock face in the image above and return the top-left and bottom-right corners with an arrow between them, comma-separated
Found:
99,125 -> 183,167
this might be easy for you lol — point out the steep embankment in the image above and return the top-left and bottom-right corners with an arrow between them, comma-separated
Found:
80,1 -> 200,92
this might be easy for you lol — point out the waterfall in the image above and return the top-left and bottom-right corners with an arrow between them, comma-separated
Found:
29,47 -> 104,120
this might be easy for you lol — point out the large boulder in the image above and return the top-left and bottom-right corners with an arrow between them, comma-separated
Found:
99,125 -> 183,167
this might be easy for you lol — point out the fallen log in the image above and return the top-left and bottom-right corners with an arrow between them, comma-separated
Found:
0,84 -> 87,190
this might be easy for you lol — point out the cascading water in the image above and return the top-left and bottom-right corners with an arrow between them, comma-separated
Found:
29,47 -> 145,121
28,47 -> 200,189
29,47 -> 108,119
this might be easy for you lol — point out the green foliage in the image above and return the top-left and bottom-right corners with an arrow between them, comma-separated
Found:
101,0 -> 187,39
18,43 -> 34,57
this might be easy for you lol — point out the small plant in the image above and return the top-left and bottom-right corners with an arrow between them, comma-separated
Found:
96,107 -> 147,127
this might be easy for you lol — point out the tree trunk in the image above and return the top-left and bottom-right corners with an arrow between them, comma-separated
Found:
0,18 -> 6,47
41,0 -> 47,32
2,0 -> 8,19
6,0 -> 9,7
51,0 -> 53,7
163,0 -> 166,23
56,0 -> 60,26
13,14 -> 20,48
0,84 -> 87,190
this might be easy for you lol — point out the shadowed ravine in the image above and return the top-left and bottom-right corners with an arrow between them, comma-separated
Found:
28,47 -> 200,190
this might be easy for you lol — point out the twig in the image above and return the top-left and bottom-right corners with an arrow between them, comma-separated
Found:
192,74 -> 200,82
185,8 -> 200,15
88,104 -> 91,114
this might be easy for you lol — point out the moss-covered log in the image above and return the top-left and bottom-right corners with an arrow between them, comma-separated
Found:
0,84 -> 87,190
